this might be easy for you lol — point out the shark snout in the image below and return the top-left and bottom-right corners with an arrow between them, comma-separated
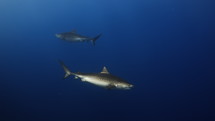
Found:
129,84 -> 133,88
55,34 -> 62,38
126,84 -> 133,89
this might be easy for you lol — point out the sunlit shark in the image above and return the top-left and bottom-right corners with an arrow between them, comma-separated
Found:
56,30 -> 101,45
59,61 -> 133,90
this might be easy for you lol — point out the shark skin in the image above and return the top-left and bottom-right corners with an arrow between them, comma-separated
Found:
59,61 -> 133,90
56,30 -> 101,45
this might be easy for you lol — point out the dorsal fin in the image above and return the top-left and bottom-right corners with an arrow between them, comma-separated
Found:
71,30 -> 76,33
101,66 -> 109,74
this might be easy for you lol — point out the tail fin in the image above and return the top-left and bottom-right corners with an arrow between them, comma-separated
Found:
58,60 -> 73,79
91,34 -> 102,46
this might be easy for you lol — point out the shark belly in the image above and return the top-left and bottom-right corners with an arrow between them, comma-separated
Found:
72,37 -> 84,41
81,76 -> 110,87
64,37 -> 80,42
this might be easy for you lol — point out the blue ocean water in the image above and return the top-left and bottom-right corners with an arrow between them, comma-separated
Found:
0,0 -> 215,121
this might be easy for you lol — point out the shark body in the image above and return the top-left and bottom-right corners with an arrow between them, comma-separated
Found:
59,61 -> 133,90
56,30 -> 101,45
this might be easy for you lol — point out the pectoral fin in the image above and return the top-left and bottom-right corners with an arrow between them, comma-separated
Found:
105,84 -> 115,89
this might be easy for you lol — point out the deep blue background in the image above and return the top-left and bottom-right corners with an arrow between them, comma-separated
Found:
0,0 -> 215,121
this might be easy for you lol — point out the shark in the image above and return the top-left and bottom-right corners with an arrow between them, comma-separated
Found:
59,61 -> 133,90
55,30 -> 101,45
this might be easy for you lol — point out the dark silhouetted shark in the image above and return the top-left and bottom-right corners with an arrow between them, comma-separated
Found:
56,30 -> 101,45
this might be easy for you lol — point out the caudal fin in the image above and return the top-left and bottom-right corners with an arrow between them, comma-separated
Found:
91,34 -> 102,46
58,60 -> 73,79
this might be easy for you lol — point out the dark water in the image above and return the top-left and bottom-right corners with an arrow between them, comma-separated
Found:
0,0 -> 215,121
